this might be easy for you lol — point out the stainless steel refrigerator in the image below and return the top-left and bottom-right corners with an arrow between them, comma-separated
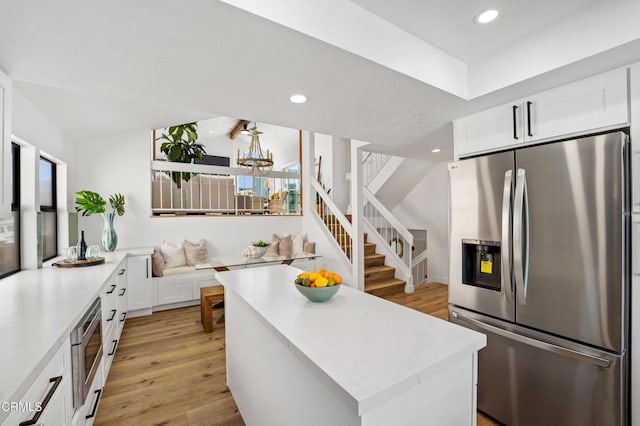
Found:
448,131 -> 629,426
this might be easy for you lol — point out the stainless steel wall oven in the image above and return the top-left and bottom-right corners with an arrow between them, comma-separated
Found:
70,298 -> 103,408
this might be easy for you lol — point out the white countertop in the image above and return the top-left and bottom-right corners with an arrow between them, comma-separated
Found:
216,265 -> 486,414
0,247 -> 152,421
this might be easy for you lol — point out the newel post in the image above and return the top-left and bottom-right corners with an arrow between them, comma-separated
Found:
350,140 -> 366,291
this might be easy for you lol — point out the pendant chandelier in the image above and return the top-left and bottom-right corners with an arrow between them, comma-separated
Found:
236,123 -> 274,176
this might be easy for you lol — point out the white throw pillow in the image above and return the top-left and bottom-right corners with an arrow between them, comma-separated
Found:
292,233 -> 304,255
160,240 -> 187,268
183,239 -> 208,266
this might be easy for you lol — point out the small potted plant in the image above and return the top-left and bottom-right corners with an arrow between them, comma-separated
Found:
157,122 -> 206,188
156,122 -> 206,210
252,240 -> 270,258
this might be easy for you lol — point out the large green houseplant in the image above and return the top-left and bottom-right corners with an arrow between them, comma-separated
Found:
75,190 -> 125,252
157,122 -> 206,188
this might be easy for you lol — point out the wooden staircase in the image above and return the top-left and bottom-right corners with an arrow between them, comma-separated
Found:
320,212 -> 406,297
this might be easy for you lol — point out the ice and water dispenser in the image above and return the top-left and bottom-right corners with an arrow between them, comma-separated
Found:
461,239 -> 501,291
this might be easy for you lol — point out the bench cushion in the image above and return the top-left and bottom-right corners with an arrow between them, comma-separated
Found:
162,265 -> 197,276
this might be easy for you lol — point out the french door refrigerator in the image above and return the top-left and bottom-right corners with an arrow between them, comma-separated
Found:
448,131 -> 629,426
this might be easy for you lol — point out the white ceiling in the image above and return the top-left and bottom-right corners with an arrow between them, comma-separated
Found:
1,0 -> 639,160
350,0 -> 600,62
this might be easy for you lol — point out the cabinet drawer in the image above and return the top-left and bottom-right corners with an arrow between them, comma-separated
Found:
2,338 -> 72,426
103,322 -> 118,381
115,261 -> 128,335
101,279 -> 117,327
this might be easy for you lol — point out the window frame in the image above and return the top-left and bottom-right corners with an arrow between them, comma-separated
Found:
39,157 -> 57,262
0,143 -> 21,278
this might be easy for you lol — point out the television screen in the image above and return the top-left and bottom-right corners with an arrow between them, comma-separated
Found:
195,155 -> 230,167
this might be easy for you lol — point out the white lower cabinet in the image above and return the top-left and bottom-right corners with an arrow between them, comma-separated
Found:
102,311 -> 119,382
2,338 -> 73,426
127,254 -> 152,312
157,275 -> 195,305
71,363 -> 103,426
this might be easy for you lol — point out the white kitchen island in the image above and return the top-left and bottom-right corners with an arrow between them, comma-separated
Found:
216,265 -> 486,426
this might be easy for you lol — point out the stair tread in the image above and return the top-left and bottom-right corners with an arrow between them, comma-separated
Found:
365,279 -> 406,291
365,253 -> 385,259
364,265 -> 396,273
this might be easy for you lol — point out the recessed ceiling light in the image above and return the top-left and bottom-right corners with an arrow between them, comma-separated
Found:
475,9 -> 499,24
208,130 -> 215,134
431,148 -> 441,153
289,94 -> 307,104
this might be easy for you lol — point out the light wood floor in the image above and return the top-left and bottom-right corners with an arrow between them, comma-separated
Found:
96,283 -> 500,426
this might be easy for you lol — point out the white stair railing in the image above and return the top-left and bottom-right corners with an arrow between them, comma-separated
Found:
311,178 -> 353,264
362,187 -> 413,289
412,249 -> 428,287
362,151 -> 391,186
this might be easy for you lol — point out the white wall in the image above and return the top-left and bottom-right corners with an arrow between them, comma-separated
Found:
330,137 -> 350,212
391,161 -> 449,284
311,133 -> 350,212
314,133 -> 332,189
155,119 -> 300,171
76,129 -> 302,254
12,89 -> 76,267
13,89 -> 77,208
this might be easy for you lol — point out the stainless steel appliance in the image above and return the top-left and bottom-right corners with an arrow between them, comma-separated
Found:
448,131 -> 629,425
70,298 -> 103,408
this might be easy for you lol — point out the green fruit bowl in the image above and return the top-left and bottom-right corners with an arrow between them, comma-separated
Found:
294,282 -> 341,303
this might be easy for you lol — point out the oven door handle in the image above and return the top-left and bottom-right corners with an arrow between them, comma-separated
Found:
82,309 -> 102,342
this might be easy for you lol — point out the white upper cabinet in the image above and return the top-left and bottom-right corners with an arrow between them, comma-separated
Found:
454,102 -> 524,158
0,69 -> 12,217
454,68 -> 629,158
525,69 -> 628,143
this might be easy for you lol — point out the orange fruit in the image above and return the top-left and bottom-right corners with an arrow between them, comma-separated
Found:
309,272 -> 321,282
333,274 -> 342,284
315,277 -> 329,288
310,283 -> 317,288
299,272 -> 310,279
324,272 -> 334,280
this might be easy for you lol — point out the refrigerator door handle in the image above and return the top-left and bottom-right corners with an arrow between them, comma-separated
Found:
513,168 -> 530,305
450,311 -> 612,368
501,170 -> 513,303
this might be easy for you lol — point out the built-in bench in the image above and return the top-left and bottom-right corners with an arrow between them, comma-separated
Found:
130,237 -> 319,317
140,255 -> 319,316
